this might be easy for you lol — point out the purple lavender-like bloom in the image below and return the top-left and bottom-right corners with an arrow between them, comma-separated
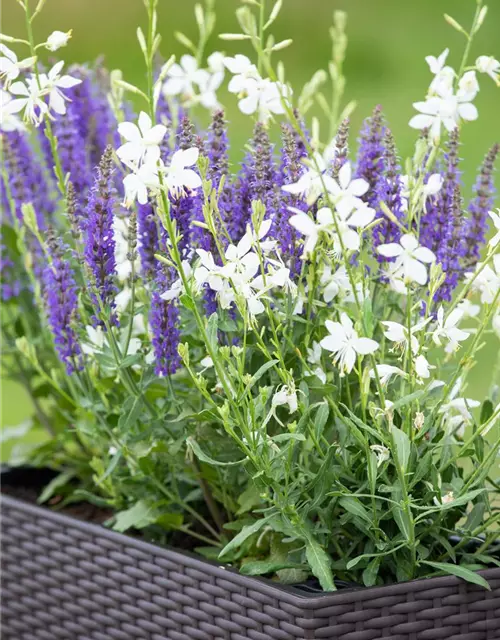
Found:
420,129 -> 465,302
274,123 -> 308,272
464,143 -> 499,266
84,147 -> 117,325
137,202 -> 159,279
2,131 -> 55,228
43,236 -> 82,374
43,102 -> 92,216
207,110 -> 233,242
1,242 -> 22,301
372,129 -> 405,258
171,116 -> 205,255
355,106 -> 386,208
230,123 -> 279,245
150,266 -> 181,376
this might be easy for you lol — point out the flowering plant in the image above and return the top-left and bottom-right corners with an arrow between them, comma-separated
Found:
1,0 -> 500,591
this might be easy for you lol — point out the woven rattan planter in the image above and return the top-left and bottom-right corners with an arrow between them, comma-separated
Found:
2,485 -> 500,639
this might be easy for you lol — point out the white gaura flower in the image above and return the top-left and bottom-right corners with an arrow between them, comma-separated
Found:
281,141 -> 338,205
414,354 -> 434,381
476,55 -> 500,85
320,265 -> 351,302
370,444 -> 390,467
123,161 -> 161,207
333,201 -> 376,254
0,44 -> 36,86
7,77 -> 48,126
39,61 -> 82,116
381,318 -> 430,355
456,299 -> 480,319
306,341 -> 326,384
432,306 -> 469,353
272,385 -> 298,415
423,174 -> 444,198
196,69 -> 224,109
425,48 -> 449,75
468,255 -> 500,304
207,52 -> 225,74
489,209 -> 500,248
439,378 -> 480,437
165,147 -> 202,198
82,325 -> 106,355
45,30 -> 72,52
0,90 -> 25,132
224,54 -> 260,93
381,261 -> 408,295
117,111 -> 167,166
369,364 -> 407,386
328,162 -> 369,218
163,54 -> 206,101
161,262 -> 192,301
288,206 -> 334,258
320,313 -> 379,375
237,78 -> 290,123
409,74 -> 478,140
377,233 -> 435,286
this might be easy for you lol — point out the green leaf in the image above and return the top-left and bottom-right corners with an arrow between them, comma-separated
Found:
339,496 -> 373,526
480,400 -> 494,425
304,534 -> 335,591
37,471 -> 75,504
421,561 -> 490,590
238,359 -> 279,401
271,432 -> 306,443
113,500 -> 157,532
464,502 -> 485,533
314,403 -> 329,440
179,293 -> 195,310
362,557 -> 380,587
391,391 -> 425,412
206,312 -> 219,352
390,426 -> 411,471
187,436 -> 246,467
118,395 -> 145,430
240,561 -> 307,576
367,451 -> 377,495
219,516 -> 273,559
392,503 -> 412,541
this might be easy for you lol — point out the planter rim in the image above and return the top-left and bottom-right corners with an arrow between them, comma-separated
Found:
2,491 -> 498,610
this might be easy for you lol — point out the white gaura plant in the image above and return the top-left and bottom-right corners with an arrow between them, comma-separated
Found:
3,0 -> 500,595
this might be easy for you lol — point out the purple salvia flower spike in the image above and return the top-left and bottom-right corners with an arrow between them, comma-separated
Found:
150,265 -> 181,377
43,233 -> 82,374
355,106 -> 386,208
275,122 -> 308,272
137,202 -> 160,279
373,129 -> 405,258
464,143 -> 499,267
84,146 -> 117,326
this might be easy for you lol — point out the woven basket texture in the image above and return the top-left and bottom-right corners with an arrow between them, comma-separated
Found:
1,495 -> 500,640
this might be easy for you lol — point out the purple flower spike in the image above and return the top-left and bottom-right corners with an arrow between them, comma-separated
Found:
331,118 -> 350,178
84,147 -> 117,325
137,202 -> 159,279
2,131 -> 55,229
372,129 -> 405,257
44,235 -> 82,374
275,123 -> 308,272
464,143 -> 499,267
1,241 -> 22,301
150,266 -> 181,377
355,106 -> 386,209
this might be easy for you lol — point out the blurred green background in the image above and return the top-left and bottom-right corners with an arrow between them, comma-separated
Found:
1,0 -> 499,443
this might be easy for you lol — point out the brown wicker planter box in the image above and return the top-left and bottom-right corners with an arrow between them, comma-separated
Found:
2,487 -> 500,640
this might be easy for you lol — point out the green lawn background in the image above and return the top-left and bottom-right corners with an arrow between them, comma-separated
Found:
2,0 -> 499,441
